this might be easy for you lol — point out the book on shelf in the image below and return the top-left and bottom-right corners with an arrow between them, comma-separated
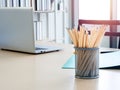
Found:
44,0 -> 48,11
47,13 -> 55,41
0,0 -> 2,7
1,0 -> 7,7
47,0 -> 52,11
41,14 -> 47,40
33,0 -> 55,12
37,0 -> 42,11
33,22 -> 37,40
51,0 -> 55,11
25,0 -> 31,7
20,0 -> 25,7
34,22 -> 42,41
36,21 -> 42,40
41,0 -> 45,11
57,0 -> 64,11
7,0 -> 13,7
32,0 -> 39,11
31,0 -> 35,10
33,13 -> 42,40
13,0 -> 19,7
5,0 -> 32,7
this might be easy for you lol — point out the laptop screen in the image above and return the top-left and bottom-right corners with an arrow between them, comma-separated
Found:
0,7 -> 36,53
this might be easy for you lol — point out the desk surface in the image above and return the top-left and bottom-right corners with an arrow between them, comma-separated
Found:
0,41 -> 120,90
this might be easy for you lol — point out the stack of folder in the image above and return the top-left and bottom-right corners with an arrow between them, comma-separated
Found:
62,50 -> 120,69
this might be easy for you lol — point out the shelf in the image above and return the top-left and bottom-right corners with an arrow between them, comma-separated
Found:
57,10 -> 65,13
34,10 -> 55,13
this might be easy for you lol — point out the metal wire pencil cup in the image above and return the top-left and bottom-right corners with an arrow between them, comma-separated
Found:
75,47 -> 99,79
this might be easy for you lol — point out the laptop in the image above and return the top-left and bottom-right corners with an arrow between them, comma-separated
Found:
0,7 -> 61,54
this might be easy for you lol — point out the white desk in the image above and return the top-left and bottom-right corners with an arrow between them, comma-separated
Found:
0,41 -> 120,90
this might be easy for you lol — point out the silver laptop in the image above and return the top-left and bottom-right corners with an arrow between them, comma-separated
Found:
0,7 -> 61,54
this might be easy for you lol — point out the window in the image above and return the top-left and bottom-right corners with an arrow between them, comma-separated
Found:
79,0 -> 110,20
117,0 -> 120,20
78,0 -> 120,48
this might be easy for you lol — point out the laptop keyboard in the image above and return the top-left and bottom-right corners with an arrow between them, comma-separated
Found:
35,47 -> 47,50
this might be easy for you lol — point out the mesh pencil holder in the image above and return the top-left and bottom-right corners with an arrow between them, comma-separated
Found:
74,47 -> 99,79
